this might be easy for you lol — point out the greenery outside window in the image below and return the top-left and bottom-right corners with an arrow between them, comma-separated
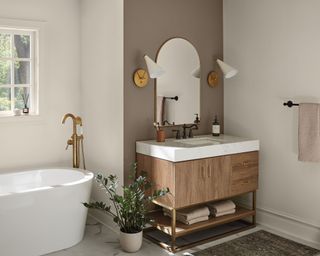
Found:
0,28 -> 38,116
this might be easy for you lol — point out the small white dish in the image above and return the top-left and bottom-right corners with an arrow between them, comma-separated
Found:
14,109 -> 22,116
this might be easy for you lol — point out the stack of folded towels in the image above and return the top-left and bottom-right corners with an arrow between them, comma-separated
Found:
163,206 -> 210,225
207,200 -> 236,217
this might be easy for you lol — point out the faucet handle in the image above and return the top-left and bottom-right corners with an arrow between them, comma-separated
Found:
172,129 -> 181,139
66,138 -> 73,150
194,114 -> 200,124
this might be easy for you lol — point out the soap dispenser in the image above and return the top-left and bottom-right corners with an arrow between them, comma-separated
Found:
212,115 -> 220,136
194,113 -> 200,124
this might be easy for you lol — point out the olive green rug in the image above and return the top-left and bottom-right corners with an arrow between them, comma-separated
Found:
193,230 -> 319,256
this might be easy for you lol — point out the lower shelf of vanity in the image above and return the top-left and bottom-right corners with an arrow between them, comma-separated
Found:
146,206 -> 255,238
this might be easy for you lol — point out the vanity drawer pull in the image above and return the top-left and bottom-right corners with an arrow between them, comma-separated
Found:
200,166 -> 205,179
208,166 -> 212,177
242,161 -> 250,168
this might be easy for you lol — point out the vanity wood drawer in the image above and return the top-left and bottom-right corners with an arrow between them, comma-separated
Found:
232,168 -> 258,182
231,152 -> 258,178
231,151 -> 258,170
231,176 -> 258,195
231,151 -> 258,195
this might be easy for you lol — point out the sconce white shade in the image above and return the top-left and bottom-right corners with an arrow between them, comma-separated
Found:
192,67 -> 201,78
144,55 -> 165,79
217,59 -> 238,79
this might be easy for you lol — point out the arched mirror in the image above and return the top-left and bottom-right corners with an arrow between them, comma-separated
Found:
155,38 -> 200,126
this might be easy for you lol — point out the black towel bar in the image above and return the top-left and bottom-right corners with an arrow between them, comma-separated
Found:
164,96 -> 179,101
283,101 -> 299,108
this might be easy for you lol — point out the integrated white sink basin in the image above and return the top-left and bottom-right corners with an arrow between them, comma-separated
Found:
136,134 -> 259,162
174,137 -> 221,146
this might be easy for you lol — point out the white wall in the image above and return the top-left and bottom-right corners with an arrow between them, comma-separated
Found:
0,0 -> 81,172
0,0 -> 124,228
80,0 -> 124,226
224,0 -> 320,246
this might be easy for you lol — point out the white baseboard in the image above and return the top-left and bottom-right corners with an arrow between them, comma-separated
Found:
256,208 -> 320,250
236,198 -> 320,249
88,203 -> 320,250
88,210 -> 119,234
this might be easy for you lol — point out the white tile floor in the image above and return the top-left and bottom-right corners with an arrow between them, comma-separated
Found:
47,217 -> 262,256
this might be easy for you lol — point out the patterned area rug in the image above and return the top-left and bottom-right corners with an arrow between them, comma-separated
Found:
193,230 -> 320,256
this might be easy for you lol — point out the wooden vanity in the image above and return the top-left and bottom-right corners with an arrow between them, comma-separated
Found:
136,135 -> 259,252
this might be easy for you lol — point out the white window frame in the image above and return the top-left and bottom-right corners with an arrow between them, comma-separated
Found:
0,27 -> 39,117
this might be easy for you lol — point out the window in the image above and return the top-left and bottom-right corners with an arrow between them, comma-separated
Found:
0,28 -> 38,116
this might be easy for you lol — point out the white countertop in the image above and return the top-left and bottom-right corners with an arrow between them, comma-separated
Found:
136,134 -> 259,162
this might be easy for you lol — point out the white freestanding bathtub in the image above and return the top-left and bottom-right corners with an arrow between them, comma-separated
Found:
0,168 -> 93,256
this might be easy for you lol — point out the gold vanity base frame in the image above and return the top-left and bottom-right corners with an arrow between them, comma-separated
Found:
144,221 -> 255,253
144,191 -> 257,253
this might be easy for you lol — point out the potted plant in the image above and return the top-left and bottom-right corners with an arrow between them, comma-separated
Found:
83,165 -> 168,253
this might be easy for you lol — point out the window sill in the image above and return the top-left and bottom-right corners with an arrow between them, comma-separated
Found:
0,113 -> 43,124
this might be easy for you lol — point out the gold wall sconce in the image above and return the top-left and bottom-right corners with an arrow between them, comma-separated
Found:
133,69 -> 149,88
207,59 -> 238,87
207,71 -> 219,87
133,55 -> 165,88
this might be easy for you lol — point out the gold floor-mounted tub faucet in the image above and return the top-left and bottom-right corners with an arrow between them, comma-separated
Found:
62,113 -> 85,169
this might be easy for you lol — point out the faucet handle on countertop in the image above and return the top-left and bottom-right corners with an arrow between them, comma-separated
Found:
172,129 -> 181,140
194,114 -> 200,124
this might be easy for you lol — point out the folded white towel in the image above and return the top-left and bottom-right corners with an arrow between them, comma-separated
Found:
214,209 -> 236,217
163,206 -> 210,222
163,212 -> 209,225
207,200 -> 236,214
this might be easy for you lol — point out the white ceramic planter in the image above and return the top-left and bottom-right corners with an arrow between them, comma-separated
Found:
119,230 -> 143,253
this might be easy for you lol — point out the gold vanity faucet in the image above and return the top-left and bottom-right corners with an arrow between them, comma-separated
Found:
62,113 -> 83,168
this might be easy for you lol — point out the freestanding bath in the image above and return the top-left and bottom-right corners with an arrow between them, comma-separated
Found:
0,168 -> 93,256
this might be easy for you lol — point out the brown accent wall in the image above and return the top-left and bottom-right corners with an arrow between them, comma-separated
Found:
124,0 -> 223,184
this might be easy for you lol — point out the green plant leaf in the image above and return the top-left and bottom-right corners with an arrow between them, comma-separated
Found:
83,163 -> 168,232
